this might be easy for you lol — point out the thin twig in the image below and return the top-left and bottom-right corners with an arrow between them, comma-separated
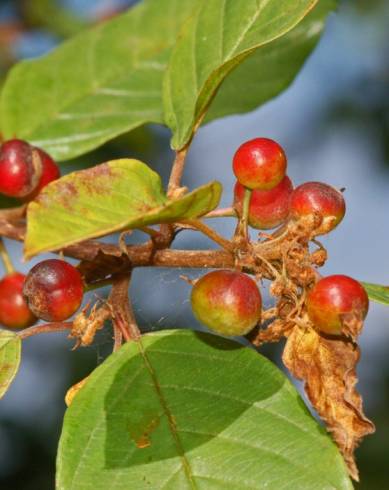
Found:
238,187 -> 252,241
0,220 -> 281,280
0,205 -> 27,222
179,219 -> 234,252
110,273 -> 141,341
139,226 -> 161,238
167,147 -> 189,197
18,322 -> 73,340
203,207 -> 237,219
0,237 -> 14,274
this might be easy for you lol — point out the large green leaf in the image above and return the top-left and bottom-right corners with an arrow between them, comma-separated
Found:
361,282 -> 389,306
206,0 -> 337,122
25,159 -> 221,258
0,0 -> 198,161
57,329 -> 352,490
1,0 -> 334,161
0,330 -> 21,399
163,0 -> 319,149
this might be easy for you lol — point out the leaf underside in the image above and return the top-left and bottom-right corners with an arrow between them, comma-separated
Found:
56,329 -> 352,490
0,330 -> 21,400
25,159 -> 222,258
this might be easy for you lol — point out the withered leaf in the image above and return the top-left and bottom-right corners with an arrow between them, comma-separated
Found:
282,325 -> 375,481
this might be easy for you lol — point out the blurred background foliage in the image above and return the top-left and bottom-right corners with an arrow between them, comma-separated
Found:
0,0 -> 388,488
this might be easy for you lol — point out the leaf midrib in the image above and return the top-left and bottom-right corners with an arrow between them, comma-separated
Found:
137,339 -> 198,490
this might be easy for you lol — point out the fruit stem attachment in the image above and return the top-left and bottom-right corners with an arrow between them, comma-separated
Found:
18,322 -> 73,340
0,237 -> 14,274
179,219 -> 234,252
235,187 -> 252,242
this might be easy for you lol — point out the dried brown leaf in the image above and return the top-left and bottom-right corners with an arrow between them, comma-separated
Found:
282,325 -> 375,481
251,319 -> 292,346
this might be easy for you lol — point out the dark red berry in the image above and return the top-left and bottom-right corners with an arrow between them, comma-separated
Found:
191,270 -> 262,336
0,139 -> 39,198
23,259 -> 84,322
290,182 -> 345,235
0,139 -> 60,200
233,138 -> 287,190
307,275 -> 369,336
0,272 -> 36,329
234,176 -> 293,229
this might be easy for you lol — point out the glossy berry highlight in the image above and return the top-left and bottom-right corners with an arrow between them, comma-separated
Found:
191,270 -> 262,336
232,137 -> 287,190
0,272 -> 36,329
234,176 -> 293,229
23,259 -> 84,322
307,275 -> 369,336
290,182 -> 345,235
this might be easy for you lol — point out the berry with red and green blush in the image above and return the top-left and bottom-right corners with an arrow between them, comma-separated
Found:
290,182 -> 345,235
191,270 -> 262,336
232,137 -> 287,190
0,272 -> 36,329
234,175 -> 293,229
307,275 -> 369,336
23,259 -> 84,322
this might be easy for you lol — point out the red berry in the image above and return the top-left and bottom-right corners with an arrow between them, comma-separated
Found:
191,270 -> 262,336
0,139 -> 39,198
307,275 -> 369,336
0,139 -> 60,200
234,176 -> 293,229
290,182 -> 345,235
23,148 -> 60,200
23,259 -> 84,322
232,138 -> 287,190
0,272 -> 36,329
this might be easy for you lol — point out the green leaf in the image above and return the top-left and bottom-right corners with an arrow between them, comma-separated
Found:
0,330 -> 21,399
25,159 -> 221,258
163,0 -> 320,149
205,0 -> 337,122
0,0 -> 198,161
57,329 -> 352,490
23,0 -> 86,38
361,282 -> 389,306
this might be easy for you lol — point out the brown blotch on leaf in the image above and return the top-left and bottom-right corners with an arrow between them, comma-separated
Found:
282,325 -> 375,481
129,416 -> 160,449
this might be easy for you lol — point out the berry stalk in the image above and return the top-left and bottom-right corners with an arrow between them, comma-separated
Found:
0,237 -> 14,274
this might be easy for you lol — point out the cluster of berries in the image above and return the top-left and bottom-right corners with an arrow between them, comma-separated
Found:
191,138 -> 368,337
0,137 -> 369,342
0,139 -> 84,330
